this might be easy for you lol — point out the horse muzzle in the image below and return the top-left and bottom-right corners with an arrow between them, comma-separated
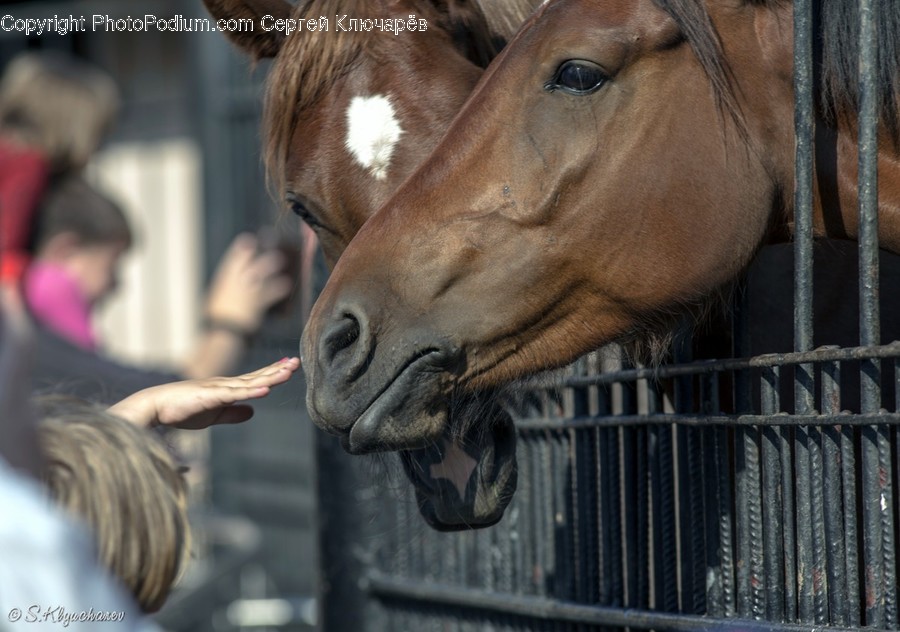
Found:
302,300 -> 463,454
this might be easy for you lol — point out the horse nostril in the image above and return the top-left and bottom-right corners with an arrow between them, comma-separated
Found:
322,312 -> 361,363
319,304 -> 376,384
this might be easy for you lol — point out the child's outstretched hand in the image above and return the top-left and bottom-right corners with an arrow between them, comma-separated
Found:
108,357 -> 300,430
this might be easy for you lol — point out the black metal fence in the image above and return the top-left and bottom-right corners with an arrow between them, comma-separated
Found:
314,0 -> 900,630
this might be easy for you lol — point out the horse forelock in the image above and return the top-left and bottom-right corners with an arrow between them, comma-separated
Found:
262,0 -> 503,201
263,0 -> 369,197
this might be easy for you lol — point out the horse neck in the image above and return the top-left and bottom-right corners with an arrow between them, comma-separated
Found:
814,121 -> 900,254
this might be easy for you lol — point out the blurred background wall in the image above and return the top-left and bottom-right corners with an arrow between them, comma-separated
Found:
1,1 -> 318,629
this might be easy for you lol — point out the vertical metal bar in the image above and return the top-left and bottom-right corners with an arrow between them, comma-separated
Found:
675,349 -> 704,615
687,426 -> 706,615
761,366 -> 785,621
821,358 -> 848,625
841,424 -> 862,627
696,373 -> 716,616
676,424 -> 692,613
808,423 -> 828,623
780,425 -> 798,622
792,0 -> 814,375
603,425 -> 623,607
856,0 -> 895,626
730,282 -> 764,621
547,429 -> 561,599
650,425 -> 663,610
537,431 -> 551,597
877,425 -> 897,628
572,369 -> 592,607
576,426 -> 598,605
717,427 -> 736,617
792,5 -> 816,618
733,309 -> 751,622
636,424 -> 649,609
703,425 -> 724,617
598,351 -> 623,610
656,424 -> 677,612
559,429 -> 575,601
857,0 -> 881,395
620,379 -> 643,609
645,373 -> 676,610
622,420 -> 648,609
520,434 -> 536,595
896,357 -> 900,413
863,423 -> 886,627
737,428 -> 765,619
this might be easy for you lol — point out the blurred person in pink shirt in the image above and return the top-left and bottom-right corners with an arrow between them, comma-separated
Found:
24,175 -> 293,383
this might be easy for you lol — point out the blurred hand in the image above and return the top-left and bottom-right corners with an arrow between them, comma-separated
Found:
108,357 -> 300,430
204,233 -> 294,333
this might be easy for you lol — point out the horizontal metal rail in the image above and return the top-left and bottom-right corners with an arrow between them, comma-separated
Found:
366,571 -> 893,632
516,411 -> 900,430
550,342 -> 900,387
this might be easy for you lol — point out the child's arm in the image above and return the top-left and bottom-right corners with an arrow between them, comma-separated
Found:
108,357 -> 300,429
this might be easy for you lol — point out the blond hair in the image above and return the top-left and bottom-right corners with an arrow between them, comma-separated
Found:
0,52 -> 119,173
35,396 -> 189,613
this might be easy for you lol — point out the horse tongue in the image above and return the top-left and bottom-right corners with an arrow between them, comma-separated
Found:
429,439 -> 478,498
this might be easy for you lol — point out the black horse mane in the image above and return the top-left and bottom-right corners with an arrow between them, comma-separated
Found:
817,0 -> 900,139
653,0 -> 900,142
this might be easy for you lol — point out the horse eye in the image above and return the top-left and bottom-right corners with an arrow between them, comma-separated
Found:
285,193 -> 320,227
550,60 -> 608,95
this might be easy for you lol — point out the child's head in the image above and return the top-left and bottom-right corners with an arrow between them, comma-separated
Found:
0,51 -> 119,173
35,395 -> 190,613
31,176 -> 132,305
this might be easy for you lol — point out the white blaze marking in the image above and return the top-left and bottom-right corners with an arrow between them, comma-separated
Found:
345,94 -> 403,181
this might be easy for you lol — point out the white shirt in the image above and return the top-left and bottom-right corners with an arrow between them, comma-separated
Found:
0,460 -> 160,632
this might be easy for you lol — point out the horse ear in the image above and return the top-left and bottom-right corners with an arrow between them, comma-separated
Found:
428,0 -> 501,68
202,0 -> 293,59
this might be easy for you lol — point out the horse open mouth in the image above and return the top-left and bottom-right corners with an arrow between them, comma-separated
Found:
398,398 -> 518,531
307,333 -> 518,529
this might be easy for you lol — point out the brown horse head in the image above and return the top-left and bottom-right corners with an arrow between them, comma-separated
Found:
302,0 -> 900,522
203,0 -> 543,529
